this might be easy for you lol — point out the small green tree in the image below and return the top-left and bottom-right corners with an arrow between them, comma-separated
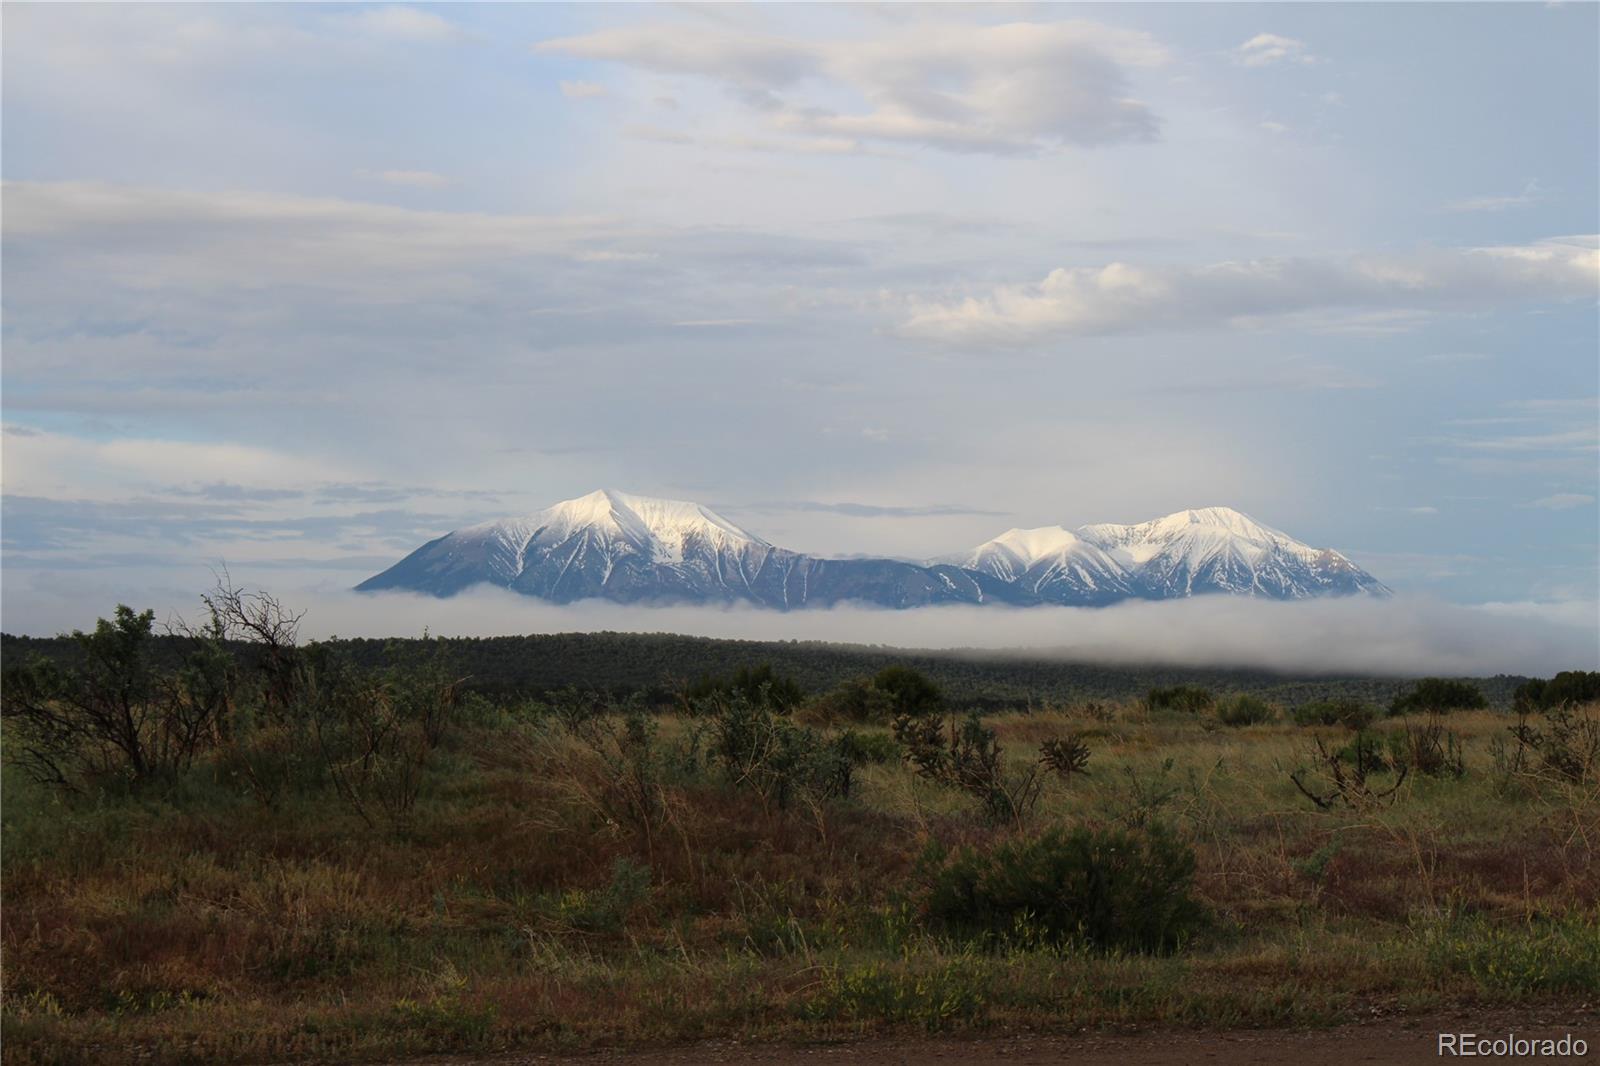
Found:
2,606 -> 230,789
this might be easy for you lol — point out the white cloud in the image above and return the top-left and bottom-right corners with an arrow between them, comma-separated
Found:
13,585 -> 1580,679
1234,33 -> 1317,67
897,237 -> 1600,345
344,6 -> 465,44
356,168 -> 452,189
559,80 -> 608,99
1,425 -> 350,501
537,20 -> 1168,155
1528,493 -> 1597,510
1443,179 -> 1544,213
2,181 -> 622,291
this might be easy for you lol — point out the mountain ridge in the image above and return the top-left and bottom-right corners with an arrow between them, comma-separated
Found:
356,489 -> 1390,608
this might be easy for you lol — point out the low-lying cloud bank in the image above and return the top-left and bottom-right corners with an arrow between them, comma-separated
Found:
230,588 -> 1600,678
6,578 -> 1594,678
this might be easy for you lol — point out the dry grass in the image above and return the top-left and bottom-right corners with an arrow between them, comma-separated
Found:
4,699 -> 1597,1065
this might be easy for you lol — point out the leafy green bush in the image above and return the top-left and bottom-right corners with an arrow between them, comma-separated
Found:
1389,678 -> 1486,716
684,662 -> 803,712
806,677 -> 894,723
873,666 -> 944,717
1335,729 -> 1394,775
835,729 -> 899,765
920,825 -> 1204,953
710,692 -> 852,808
1214,693 -> 1276,726
1292,699 -> 1375,730
1145,685 -> 1213,714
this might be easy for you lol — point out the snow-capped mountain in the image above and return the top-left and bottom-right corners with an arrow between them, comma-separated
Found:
956,506 -> 1388,603
356,489 -> 1027,609
946,526 -> 1134,606
357,492 -> 1388,608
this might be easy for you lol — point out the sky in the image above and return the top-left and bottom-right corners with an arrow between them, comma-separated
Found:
2,3 -> 1597,669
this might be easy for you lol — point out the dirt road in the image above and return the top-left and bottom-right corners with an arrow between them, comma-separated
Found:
392,1008 -> 1597,1066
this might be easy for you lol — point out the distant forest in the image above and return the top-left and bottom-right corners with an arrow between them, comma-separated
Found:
0,629 -> 1536,710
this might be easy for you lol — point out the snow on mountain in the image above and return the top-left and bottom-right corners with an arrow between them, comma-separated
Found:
1071,506 -> 1388,600
357,489 -> 1021,609
951,526 -> 1133,605
358,492 -> 1389,608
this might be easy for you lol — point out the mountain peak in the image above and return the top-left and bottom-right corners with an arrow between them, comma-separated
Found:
542,489 -> 769,558
359,494 -> 1388,606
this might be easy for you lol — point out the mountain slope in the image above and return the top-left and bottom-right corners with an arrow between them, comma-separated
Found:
1073,506 -> 1390,600
356,489 -> 1027,609
358,492 -> 1389,608
950,526 -> 1134,606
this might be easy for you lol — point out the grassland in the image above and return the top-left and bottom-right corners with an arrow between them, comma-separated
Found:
4,650 -> 1597,1066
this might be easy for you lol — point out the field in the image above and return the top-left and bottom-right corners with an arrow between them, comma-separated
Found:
2,613 -> 1597,1065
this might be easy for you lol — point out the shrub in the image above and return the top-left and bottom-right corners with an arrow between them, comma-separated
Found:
894,711 -> 1046,825
920,825 -> 1204,953
835,729 -> 899,765
1389,714 -> 1465,778
1214,693 -> 1276,727
1292,699 -> 1376,730
2,606 -> 234,790
1389,678 -> 1486,716
805,677 -> 894,724
873,666 -> 944,717
684,662 -> 803,712
1145,685 -> 1213,714
1493,703 -> 1600,784
710,691 -> 851,810
1291,733 -> 1407,811
1038,734 -> 1091,779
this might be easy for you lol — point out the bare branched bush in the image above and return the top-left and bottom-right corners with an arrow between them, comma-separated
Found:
1290,733 -> 1408,811
892,711 -> 1084,826
1392,714 -> 1465,778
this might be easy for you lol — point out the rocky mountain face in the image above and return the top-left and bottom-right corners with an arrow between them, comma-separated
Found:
357,490 -> 1389,608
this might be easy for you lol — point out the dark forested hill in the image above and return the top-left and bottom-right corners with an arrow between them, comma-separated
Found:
1,629 -> 1534,709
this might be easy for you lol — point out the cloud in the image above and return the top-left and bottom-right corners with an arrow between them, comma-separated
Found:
344,6 -> 465,44
537,20 -> 1167,155
12,582 -> 1592,679
740,501 -> 1009,518
1,425 -> 350,500
559,80 -> 608,99
1528,493 -> 1597,510
356,168 -> 452,189
1234,33 -> 1317,67
1443,180 -> 1544,213
897,237 -> 1600,345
